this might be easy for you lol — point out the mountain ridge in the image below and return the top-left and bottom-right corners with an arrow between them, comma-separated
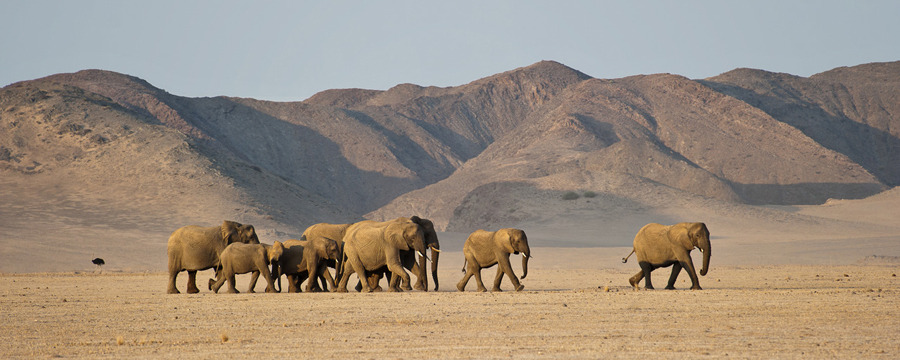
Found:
2,60 -> 898,271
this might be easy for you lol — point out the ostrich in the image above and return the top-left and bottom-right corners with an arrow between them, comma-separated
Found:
92,257 -> 105,273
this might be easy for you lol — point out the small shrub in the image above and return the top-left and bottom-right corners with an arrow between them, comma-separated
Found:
562,191 -> 580,200
583,191 -> 597,198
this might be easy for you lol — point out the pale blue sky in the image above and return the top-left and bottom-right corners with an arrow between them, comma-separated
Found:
2,1 -> 899,101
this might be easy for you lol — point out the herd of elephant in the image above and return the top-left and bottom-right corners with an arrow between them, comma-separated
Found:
166,217 -> 711,294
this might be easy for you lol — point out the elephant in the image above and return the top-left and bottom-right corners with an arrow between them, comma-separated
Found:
274,237 -> 342,293
166,220 -> 260,294
299,222 -> 352,290
622,222 -> 710,290
457,228 -> 531,292
360,216 -> 441,292
336,218 -> 427,292
208,241 -> 285,294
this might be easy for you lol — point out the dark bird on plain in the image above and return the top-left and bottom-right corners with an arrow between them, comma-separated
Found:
92,258 -> 105,272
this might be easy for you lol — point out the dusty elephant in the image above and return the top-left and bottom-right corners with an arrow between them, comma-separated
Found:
336,218 -> 427,292
622,222 -> 711,290
300,222 -> 352,291
275,237 -> 342,293
457,228 -> 531,292
362,216 -> 440,292
166,220 -> 260,294
208,241 -> 285,293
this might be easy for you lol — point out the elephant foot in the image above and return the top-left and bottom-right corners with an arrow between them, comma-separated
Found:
387,287 -> 401,292
167,287 -> 180,294
628,278 -> 638,289
246,289 -> 256,293
414,283 -> 426,291
477,287 -> 487,292
401,285 -> 413,291
456,284 -> 465,292
335,288 -> 348,293
226,289 -> 239,294
515,284 -> 525,292
265,288 -> 277,293
644,285 -> 655,290
186,287 -> 200,294
665,286 -> 676,290
691,286 -> 703,290
208,279 -> 215,291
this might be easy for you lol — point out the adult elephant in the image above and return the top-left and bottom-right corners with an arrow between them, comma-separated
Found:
166,220 -> 260,294
275,237 -> 342,292
622,222 -> 710,290
361,216 -> 440,292
336,218 -> 427,292
300,223 -> 352,290
208,241 -> 285,294
456,228 -> 531,292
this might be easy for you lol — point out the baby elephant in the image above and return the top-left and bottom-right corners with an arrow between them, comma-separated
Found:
209,241 -> 285,293
457,228 -> 531,292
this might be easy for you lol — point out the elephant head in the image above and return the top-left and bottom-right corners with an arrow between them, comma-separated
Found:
501,228 -> 530,279
410,216 -> 440,290
687,222 -> 710,276
267,241 -> 285,292
390,219 -> 427,258
222,220 -> 260,245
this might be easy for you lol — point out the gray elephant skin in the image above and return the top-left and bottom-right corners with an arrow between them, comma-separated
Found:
623,222 -> 711,290
275,238 -> 342,293
337,218 -> 427,292
166,220 -> 260,294
208,241 -> 285,293
360,216 -> 441,292
457,228 -> 531,292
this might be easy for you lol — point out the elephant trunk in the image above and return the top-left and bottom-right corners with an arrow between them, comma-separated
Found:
521,250 -> 530,280
271,262 -> 281,293
699,237 -> 711,276
430,247 -> 440,291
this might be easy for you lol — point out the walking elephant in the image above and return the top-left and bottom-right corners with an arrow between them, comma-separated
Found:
622,222 -> 710,290
300,222 -> 352,290
457,228 -> 531,292
275,237 -> 342,292
336,218 -> 427,292
166,220 -> 260,294
361,216 -> 441,292
208,241 -> 285,293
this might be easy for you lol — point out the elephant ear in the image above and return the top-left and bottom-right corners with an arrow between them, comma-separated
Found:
689,222 -> 710,244
242,224 -> 260,243
222,221 -> 241,244
497,229 -> 515,253
388,223 -> 411,251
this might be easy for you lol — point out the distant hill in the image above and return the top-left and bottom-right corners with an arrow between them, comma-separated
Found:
1,60 -> 898,271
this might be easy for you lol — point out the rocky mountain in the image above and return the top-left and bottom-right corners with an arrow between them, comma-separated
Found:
1,60 -> 898,271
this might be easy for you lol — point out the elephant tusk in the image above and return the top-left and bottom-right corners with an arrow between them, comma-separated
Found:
430,246 -> 441,253
418,251 -> 430,261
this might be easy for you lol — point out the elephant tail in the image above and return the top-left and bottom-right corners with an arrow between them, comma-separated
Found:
460,258 -> 467,273
622,249 -> 635,263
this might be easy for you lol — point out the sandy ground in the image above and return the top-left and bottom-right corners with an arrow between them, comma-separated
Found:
3,247 -> 899,359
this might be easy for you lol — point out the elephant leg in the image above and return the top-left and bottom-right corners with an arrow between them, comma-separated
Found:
629,270 -> 644,289
226,273 -> 239,293
472,267 -> 488,292
411,262 -> 426,291
306,262 -> 321,293
639,262 -> 655,289
287,275 -> 300,293
386,260 -> 409,292
492,268 -> 505,292
321,264 -> 337,291
371,272 -> 385,292
497,255 -> 523,291
186,271 -> 201,293
210,272 -> 226,293
666,263 -> 683,290
247,271 -> 261,293
680,259 -> 702,290
347,256 -> 371,292
167,270 -> 180,294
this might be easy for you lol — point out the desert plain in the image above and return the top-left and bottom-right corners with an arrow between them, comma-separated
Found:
3,195 -> 900,359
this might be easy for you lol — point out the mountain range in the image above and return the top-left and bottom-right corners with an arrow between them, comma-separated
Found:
2,60 -> 898,271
